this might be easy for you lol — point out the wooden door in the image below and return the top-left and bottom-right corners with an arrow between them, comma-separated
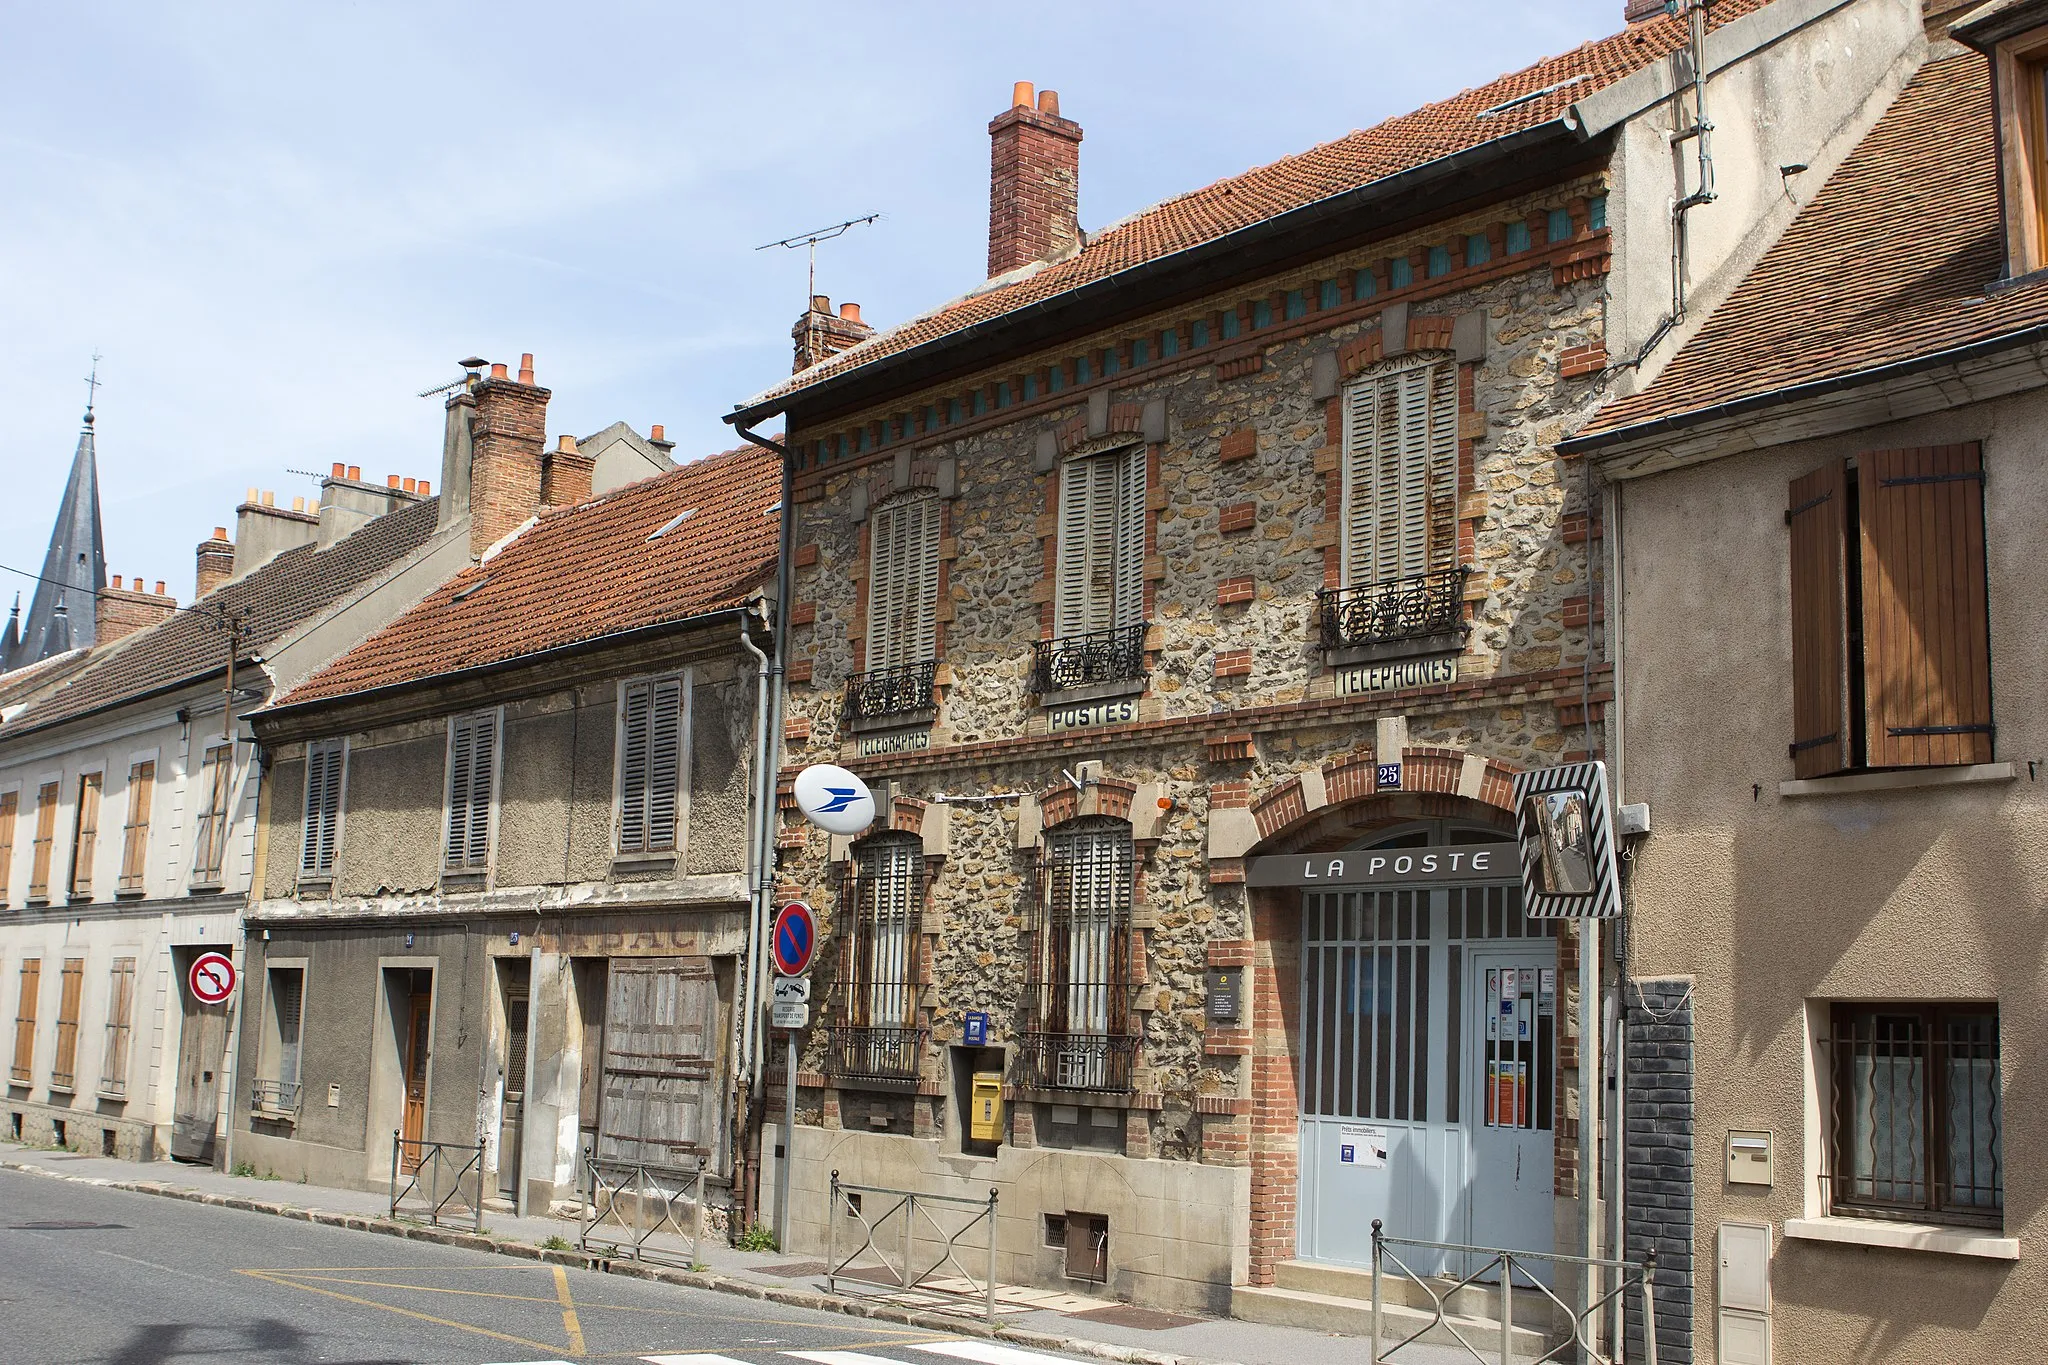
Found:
575,959 -> 607,1168
596,957 -> 721,1172
497,962 -> 530,1198
171,952 -> 229,1164
399,989 -> 432,1171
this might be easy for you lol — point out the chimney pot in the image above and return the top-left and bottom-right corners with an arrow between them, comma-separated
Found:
292,496 -> 305,512
112,575 -> 123,589
419,479 -> 431,496
261,490 -> 276,507
213,526 -> 228,541
557,434 -> 577,453
403,477 -> 417,493
330,461 -> 345,478
840,301 -> 863,323
347,465 -> 361,481
518,353 -> 535,385
811,294 -> 831,314
1013,80 -> 1035,108
491,363 -> 508,380
308,499 -> 319,514
246,486 -> 258,503
155,581 -> 166,595
1038,89 -> 1060,117
650,424 -> 665,442
387,474 -> 401,489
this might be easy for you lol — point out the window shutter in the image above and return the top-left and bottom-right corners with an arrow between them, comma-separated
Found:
275,971 -> 304,1089
1858,444 -> 1993,768
445,718 -> 474,868
1427,360 -> 1460,572
0,791 -> 16,905
647,677 -> 683,851
911,499 -> 941,662
120,762 -> 153,891
316,744 -> 343,874
1787,460 -> 1852,778
618,683 -> 650,852
868,497 -> 940,670
465,714 -> 495,868
1342,379 -> 1381,586
1345,358 -> 1458,586
70,773 -> 101,895
101,957 -> 134,1092
301,743 -> 340,876
1056,449 -> 1144,636
1113,445 -> 1146,628
11,959 -> 38,1083
1056,457 -> 1099,636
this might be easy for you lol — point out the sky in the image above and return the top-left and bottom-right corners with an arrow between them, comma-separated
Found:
2,0 -> 1622,604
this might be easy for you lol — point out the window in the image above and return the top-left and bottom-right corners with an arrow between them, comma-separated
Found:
258,966 -> 305,1112
850,495 -> 942,721
0,790 -> 16,908
117,762 -> 153,894
300,740 -> 345,879
1825,1004 -> 2001,1227
49,957 -> 82,1091
190,744 -> 236,884
1787,445 -> 1992,778
100,958 -> 135,1096
68,772 -> 101,899
1025,820 -> 1137,1091
444,710 -> 498,873
829,835 -> 925,1080
617,679 -> 683,854
1054,445 -> 1146,639
27,781 -> 58,902
10,958 -> 38,1084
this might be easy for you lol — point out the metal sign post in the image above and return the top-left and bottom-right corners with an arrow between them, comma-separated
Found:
770,901 -> 818,1253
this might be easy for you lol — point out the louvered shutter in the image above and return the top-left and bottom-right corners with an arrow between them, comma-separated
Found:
317,744 -> 343,874
1056,457 -> 1101,636
301,742 -> 342,876
1344,358 -> 1459,586
1858,444 -> 1993,768
868,497 -> 940,670
465,713 -> 495,868
647,677 -> 683,851
1056,449 -> 1144,636
1426,360 -> 1460,571
119,762 -> 153,891
445,718 -> 474,868
274,970 -> 303,1089
1342,380 -> 1381,587
1787,460 -> 1852,778
1113,445 -> 1146,628
869,503 -> 903,670
618,682 -> 650,852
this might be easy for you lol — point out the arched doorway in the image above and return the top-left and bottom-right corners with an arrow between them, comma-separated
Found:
1275,807 -> 1559,1277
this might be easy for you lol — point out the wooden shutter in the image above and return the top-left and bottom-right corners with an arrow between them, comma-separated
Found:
1787,460 -> 1852,778
445,717 -> 475,869
1113,445 -> 1146,629
465,714 -> 495,869
868,496 -> 940,670
195,746 -> 233,880
1859,444 -> 1993,769
1056,448 -> 1144,636
1056,456 -> 1102,636
51,957 -> 83,1088
69,773 -> 100,897
10,959 -> 38,1083
0,790 -> 15,905
647,676 -> 683,851
596,957 -> 721,1170
300,742 -> 343,876
273,970 -> 304,1089
1344,358 -> 1459,587
119,762 -> 153,892
1426,360 -> 1461,571
101,958 -> 135,1093
29,782 -> 58,899
618,683 -> 651,853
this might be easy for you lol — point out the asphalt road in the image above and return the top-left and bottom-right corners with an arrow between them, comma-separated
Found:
0,1168 -> 1070,1365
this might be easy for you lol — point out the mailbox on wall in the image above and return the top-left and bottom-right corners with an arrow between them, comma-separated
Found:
970,1072 -> 1004,1143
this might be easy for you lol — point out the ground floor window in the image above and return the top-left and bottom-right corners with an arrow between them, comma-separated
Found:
1825,1003 -> 2001,1227
1025,819 -> 1136,1091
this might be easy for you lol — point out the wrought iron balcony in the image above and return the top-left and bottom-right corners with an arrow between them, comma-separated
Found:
1030,622 -> 1149,694
1317,568 -> 1470,652
251,1079 -> 302,1114
1016,1031 -> 1138,1092
843,661 -> 939,722
824,1025 -> 926,1083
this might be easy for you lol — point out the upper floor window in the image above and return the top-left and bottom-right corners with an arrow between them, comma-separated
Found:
617,677 -> 683,855
1787,444 -> 1991,778
191,744 -> 236,886
444,710 -> 499,874
0,789 -> 17,908
1340,355 -> 1460,587
300,740 -> 346,880
828,834 -> 925,1082
1055,444 -> 1146,639
848,495 -> 941,722
117,762 -> 154,895
67,772 -> 101,900
1024,818 -> 1137,1092
27,781 -> 59,902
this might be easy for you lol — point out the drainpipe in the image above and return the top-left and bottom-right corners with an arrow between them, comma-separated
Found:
737,606 -> 772,1093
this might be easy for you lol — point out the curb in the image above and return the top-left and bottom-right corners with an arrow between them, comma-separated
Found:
0,1158 -> 1228,1365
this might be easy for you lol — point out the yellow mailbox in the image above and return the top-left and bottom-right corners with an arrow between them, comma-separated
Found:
970,1072 -> 1004,1143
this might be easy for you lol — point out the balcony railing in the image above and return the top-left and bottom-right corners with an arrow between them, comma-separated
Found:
1016,1031 -> 1138,1092
1030,622 -> 1148,694
251,1079 -> 302,1113
843,661 -> 938,723
1317,568 -> 1469,652
825,1025 -> 926,1083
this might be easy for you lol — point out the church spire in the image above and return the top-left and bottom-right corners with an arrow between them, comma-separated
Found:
5,392 -> 107,672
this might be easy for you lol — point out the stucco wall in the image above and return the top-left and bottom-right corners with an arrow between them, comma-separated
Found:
334,729 -> 446,897
687,671 -> 751,877
1612,389 -> 2048,1363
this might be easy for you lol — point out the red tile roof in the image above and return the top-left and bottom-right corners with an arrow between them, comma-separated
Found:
276,443 -> 781,708
4,497 -> 443,735
740,1 -> 1766,414
1574,52 -> 2048,444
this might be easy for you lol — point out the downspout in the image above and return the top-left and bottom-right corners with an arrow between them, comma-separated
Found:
737,606 -> 772,1094
1604,472 -> 1631,1353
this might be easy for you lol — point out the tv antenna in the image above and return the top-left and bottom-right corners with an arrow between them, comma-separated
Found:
757,214 -> 879,299
419,358 -> 487,399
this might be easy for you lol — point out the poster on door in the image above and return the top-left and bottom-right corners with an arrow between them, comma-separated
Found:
1337,1123 -> 1388,1168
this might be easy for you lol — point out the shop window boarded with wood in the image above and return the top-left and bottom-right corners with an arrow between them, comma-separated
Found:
597,957 -> 723,1172
1788,444 -> 1993,777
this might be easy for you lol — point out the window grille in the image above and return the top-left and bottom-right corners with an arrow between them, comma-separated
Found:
100,958 -> 135,1095
190,745 -> 236,883
117,762 -> 153,893
1023,819 -> 1138,1091
444,711 -> 498,872
828,835 -> 925,1081
300,740 -> 344,877
618,678 -> 683,853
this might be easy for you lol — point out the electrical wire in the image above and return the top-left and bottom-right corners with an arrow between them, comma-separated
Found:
0,558 -> 240,630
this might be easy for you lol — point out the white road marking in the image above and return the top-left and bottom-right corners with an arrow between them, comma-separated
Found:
783,1352 -> 929,1365
910,1341 -> 1074,1365
642,1356 -> 760,1365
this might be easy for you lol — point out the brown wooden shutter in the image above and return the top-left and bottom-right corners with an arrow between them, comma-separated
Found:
52,957 -> 83,1088
70,773 -> 100,897
647,676 -> 683,851
0,790 -> 16,905
11,959 -> 39,1083
1787,460 -> 1852,778
120,762 -> 154,892
1858,444 -> 1993,769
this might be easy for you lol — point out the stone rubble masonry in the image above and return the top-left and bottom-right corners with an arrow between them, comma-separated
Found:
468,363 -> 551,560
1626,976 -> 1695,1365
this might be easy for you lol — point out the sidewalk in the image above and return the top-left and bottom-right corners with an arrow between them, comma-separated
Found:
0,1140 -> 1483,1365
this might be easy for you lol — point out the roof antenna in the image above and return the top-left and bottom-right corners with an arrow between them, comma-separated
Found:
757,214 -> 880,302
82,351 -> 102,426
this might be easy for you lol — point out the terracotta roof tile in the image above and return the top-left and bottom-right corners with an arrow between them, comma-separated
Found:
5,497 -> 442,735
741,1 -> 1766,413
1578,53 -> 2048,442
277,443 -> 781,708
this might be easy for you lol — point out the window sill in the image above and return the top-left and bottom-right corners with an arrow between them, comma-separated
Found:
96,1089 -> 127,1104
187,881 -> 226,896
610,852 -> 677,876
1037,675 -> 1147,707
46,1083 -> 74,1097
440,871 -> 488,892
295,878 -> 333,898
1779,763 -> 2016,798
113,887 -> 147,900
846,708 -> 937,735
1322,630 -> 1468,668
1785,1216 -> 2016,1260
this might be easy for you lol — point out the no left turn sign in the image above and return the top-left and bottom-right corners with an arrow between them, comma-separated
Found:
188,951 -> 236,1006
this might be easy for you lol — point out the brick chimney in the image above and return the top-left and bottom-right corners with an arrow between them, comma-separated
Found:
988,82 -> 1083,278
791,296 -> 877,373
96,575 -> 176,647
195,528 -> 234,599
541,434 -> 596,507
1624,0 -> 1669,20
468,353 -> 551,558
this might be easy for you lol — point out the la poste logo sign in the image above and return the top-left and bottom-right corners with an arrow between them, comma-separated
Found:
792,764 -> 875,836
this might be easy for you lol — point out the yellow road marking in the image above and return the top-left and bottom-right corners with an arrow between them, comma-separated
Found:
233,1268 -> 567,1354
555,1263 -> 588,1356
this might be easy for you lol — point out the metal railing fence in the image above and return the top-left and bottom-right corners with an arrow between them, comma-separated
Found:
826,1170 -> 999,1321
1030,622 -> 1148,693
843,661 -> 939,721
580,1153 -> 724,1268
1317,568 -> 1469,651
388,1133 -> 485,1233
1370,1220 -> 1658,1365
250,1079 -> 301,1114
